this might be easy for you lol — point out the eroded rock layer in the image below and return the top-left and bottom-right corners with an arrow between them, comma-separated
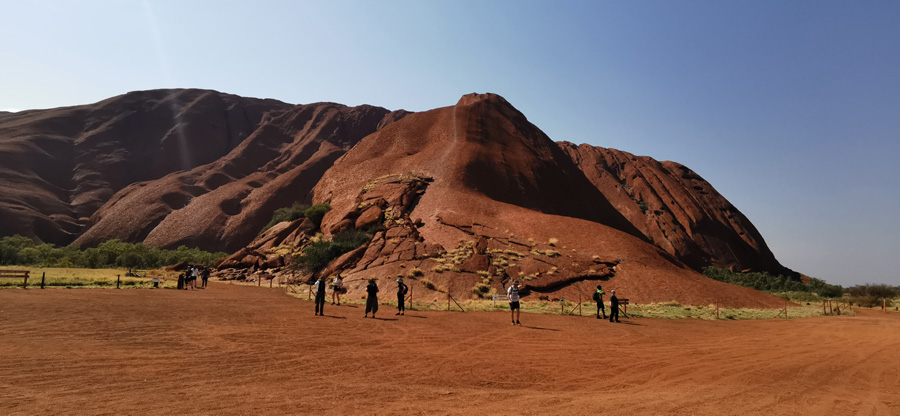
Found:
557,143 -> 791,276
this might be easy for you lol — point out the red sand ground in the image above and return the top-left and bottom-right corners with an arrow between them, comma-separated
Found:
1,284 -> 898,415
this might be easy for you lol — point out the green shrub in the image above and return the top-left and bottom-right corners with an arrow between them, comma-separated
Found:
293,228 -> 372,272
303,203 -> 331,230
260,202 -> 310,234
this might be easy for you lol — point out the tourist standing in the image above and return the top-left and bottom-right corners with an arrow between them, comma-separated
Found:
189,266 -> 198,290
609,290 -> 620,323
314,277 -> 327,316
508,281 -> 522,325
331,275 -> 343,305
177,272 -> 185,290
201,267 -> 210,288
396,276 -> 408,316
593,284 -> 606,319
364,279 -> 379,318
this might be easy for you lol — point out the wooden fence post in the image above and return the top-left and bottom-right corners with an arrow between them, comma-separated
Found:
116,275 -> 121,289
41,272 -> 45,289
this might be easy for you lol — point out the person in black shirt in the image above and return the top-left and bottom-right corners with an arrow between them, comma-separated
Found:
314,277 -> 327,316
593,284 -> 606,319
201,267 -> 210,288
364,279 -> 379,318
396,276 -> 408,316
609,290 -> 620,323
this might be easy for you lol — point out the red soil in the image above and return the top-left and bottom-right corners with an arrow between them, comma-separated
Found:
2,284 -> 898,415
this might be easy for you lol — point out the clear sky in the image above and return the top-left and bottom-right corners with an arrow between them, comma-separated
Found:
1,1 -> 898,286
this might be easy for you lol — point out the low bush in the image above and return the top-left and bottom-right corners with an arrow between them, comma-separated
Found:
292,228 -> 372,273
259,202 -> 310,234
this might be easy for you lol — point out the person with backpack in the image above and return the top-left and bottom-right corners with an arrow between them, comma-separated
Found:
507,281 -> 522,325
314,277 -> 327,316
364,278 -> 379,318
592,284 -> 606,319
396,276 -> 408,316
609,290 -> 620,323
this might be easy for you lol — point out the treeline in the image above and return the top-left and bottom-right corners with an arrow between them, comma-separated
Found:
702,267 -> 844,298
845,284 -> 899,308
0,235 -> 227,269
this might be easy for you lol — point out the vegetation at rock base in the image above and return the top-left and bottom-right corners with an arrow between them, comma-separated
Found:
292,228 -> 373,273
259,202 -> 331,234
845,284 -> 899,308
0,235 -> 226,269
702,267 -> 843,298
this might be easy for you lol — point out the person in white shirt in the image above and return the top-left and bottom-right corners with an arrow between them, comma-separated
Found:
507,281 -> 522,325
331,275 -> 343,305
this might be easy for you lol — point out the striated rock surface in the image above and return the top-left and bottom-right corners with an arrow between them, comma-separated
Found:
0,88 -> 406,252
0,89 -> 289,246
557,142 -> 792,276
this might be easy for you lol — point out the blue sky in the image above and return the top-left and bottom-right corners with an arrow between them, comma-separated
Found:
1,1 -> 898,286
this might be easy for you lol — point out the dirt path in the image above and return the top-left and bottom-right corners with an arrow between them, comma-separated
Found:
1,284 -> 898,415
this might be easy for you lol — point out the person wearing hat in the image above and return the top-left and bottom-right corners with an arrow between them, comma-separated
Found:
396,276 -> 409,316
609,289 -> 620,323
364,278 -> 379,318
592,284 -> 606,319
314,276 -> 327,316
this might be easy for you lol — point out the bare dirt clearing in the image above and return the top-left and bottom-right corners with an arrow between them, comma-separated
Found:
1,284 -> 898,415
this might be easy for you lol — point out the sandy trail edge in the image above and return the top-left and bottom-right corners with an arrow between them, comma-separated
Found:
1,283 -> 898,415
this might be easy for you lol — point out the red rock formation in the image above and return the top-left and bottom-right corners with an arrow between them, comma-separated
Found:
283,93 -> 785,307
0,89 -> 289,245
557,143 -> 793,276
0,89 -> 405,252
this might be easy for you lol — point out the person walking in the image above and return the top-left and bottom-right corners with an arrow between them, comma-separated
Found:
593,284 -> 606,319
396,276 -> 408,316
201,267 -> 210,288
314,277 -> 327,316
609,290 -> 620,323
508,281 -> 522,325
364,278 -> 379,318
331,275 -> 343,305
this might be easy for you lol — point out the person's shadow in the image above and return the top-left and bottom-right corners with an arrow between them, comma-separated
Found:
521,325 -> 561,332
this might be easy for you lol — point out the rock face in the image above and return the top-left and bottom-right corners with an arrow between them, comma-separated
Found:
232,93 -> 783,308
0,89 -> 406,252
557,143 -> 792,276
1,89 -> 791,306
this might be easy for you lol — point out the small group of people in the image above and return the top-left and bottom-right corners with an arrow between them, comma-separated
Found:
507,281 -> 622,324
176,265 -> 210,290
311,276 -> 622,324
313,274 -> 408,319
592,284 -> 621,323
